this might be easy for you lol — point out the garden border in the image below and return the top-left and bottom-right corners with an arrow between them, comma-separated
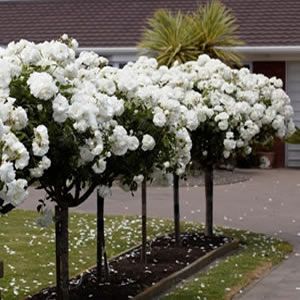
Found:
133,239 -> 239,300
31,237 -> 239,299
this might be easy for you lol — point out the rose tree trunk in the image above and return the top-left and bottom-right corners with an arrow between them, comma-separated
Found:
141,179 -> 147,264
204,165 -> 214,237
97,192 -> 109,282
55,204 -> 69,300
173,173 -> 180,245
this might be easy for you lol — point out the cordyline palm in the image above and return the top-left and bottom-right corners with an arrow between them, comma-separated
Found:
139,0 -> 244,241
139,0 -> 243,67
139,9 -> 200,67
286,128 -> 300,144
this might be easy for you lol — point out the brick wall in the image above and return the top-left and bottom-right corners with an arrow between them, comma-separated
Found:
252,61 -> 286,168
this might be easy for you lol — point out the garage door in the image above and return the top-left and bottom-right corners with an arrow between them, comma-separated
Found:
286,62 -> 300,167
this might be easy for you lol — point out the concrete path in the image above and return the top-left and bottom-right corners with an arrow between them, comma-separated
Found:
20,168 -> 300,299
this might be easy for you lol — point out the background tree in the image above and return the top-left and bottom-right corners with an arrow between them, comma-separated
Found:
163,56 -> 295,236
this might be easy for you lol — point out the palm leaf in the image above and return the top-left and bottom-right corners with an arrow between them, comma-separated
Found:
139,1 -> 244,67
139,10 -> 201,67
286,128 -> 300,144
192,0 -> 244,66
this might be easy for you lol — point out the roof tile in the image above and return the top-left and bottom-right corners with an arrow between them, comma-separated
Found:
0,0 -> 299,47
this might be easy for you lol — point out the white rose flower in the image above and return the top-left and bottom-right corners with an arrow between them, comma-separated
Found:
142,134 -> 156,151
226,132 -> 234,139
133,174 -> 144,184
10,107 -> 28,130
41,156 -> 51,169
0,121 -> 3,139
224,139 -> 236,151
272,116 -> 284,130
0,161 -> 15,183
30,166 -> 43,178
197,54 -> 210,66
163,161 -> 170,168
185,110 -> 199,131
236,139 -> 245,148
92,158 -> 107,174
215,112 -> 229,122
277,128 -> 286,138
3,132 -> 30,170
284,105 -> 294,119
223,150 -> 230,159
153,111 -> 167,127
110,125 -> 130,156
32,125 -> 49,156
27,72 -> 58,100
79,146 -> 95,163
29,155 -> 51,178
218,120 -> 229,131
15,147 -> 30,170
287,121 -> 296,135
98,185 -> 112,198
245,146 -> 252,155
250,110 -> 259,121
20,45 -> 41,64
0,97 -> 15,122
176,166 -> 185,175
270,77 -> 283,88
6,179 -> 28,206
52,94 -> 69,123
97,78 -> 116,96
0,59 -> 15,89
128,136 -> 139,151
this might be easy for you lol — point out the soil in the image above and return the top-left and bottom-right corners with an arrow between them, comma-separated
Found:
27,233 -> 231,300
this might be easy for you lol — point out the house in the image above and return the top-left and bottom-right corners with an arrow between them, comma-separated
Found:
0,0 -> 300,167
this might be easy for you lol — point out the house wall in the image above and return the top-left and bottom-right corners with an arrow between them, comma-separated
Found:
286,62 -> 300,167
252,61 -> 286,168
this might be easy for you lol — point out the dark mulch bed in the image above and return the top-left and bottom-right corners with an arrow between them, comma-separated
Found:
28,233 -> 231,300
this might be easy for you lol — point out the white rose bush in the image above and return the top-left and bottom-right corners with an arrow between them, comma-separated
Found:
105,57 -> 193,185
0,35 -> 295,299
0,37 -> 140,299
100,57 -> 193,262
0,37 -> 133,215
161,54 -> 295,236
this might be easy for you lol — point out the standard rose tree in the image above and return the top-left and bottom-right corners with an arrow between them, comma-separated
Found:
164,55 -> 295,236
0,37 -> 138,299
101,57 -> 193,262
0,34 -> 295,298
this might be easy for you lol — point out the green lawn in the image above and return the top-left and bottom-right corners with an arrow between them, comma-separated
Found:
0,210 -> 292,300
162,228 -> 292,300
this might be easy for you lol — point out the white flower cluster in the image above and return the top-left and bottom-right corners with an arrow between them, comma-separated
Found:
0,37 -> 295,211
102,56 -> 193,178
162,54 -> 295,162
0,37 -> 136,209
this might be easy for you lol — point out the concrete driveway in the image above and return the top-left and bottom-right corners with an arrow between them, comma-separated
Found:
20,168 -> 300,299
